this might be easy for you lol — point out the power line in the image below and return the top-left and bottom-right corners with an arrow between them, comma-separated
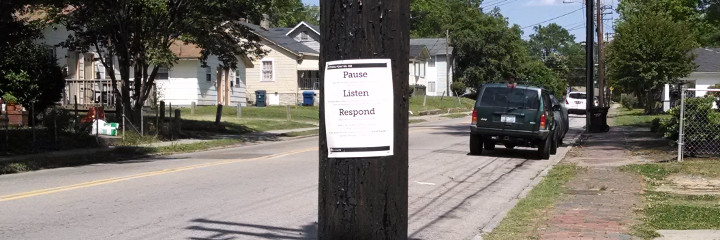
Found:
521,7 -> 585,29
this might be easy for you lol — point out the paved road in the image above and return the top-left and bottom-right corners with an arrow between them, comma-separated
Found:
0,115 -> 586,239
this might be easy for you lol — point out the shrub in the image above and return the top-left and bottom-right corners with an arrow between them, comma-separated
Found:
621,94 -> 638,110
451,82 -> 467,96
650,117 -> 661,132
1,92 -> 17,104
660,96 -> 718,143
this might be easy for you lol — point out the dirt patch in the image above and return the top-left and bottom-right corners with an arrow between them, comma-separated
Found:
656,174 -> 720,195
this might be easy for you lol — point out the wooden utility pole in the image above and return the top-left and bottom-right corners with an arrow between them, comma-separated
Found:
446,29 -> 450,97
318,0 -> 409,239
596,0 -> 606,107
586,0 -> 594,130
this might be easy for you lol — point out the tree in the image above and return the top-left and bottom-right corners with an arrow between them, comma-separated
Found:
409,0 -> 481,38
269,0 -> 319,27
47,0 -> 268,126
527,23 -> 583,90
451,9 -> 528,88
618,0 -> 720,46
606,9 -> 697,114
0,0 -> 64,111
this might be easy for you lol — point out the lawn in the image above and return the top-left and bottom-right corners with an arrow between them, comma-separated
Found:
612,108 -> 670,128
409,95 -> 475,113
484,164 -> 579,240
622,159 -> 720,238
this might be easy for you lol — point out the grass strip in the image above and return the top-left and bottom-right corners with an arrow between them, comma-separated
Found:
283,129 -> 318,137
0,138 -> 248,175
622,160 -> 720,239
611,108 -> 670,128
442,113 -> 469,119
484,164 -> 579,240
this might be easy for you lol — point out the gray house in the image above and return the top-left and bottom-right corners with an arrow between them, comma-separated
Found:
410,38 -> 454,96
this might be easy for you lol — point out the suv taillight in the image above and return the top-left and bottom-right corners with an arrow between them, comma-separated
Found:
565,98 -> 568,104
540,113 -> 547,129
472,110 -> 478,125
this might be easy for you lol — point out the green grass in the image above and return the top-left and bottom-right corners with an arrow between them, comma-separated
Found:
484,164 -> 579,240
283,129 -> 318,137
182,116 -> 315,133
0,138 -> 249,175
622,159 -> 720,239
182,105 -> 319,122
612,108 -> 670,128
409,96 -> 474,114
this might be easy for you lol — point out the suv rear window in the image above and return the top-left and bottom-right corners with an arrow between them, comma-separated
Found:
479,87 -> 539,109
569,93 -> 586,99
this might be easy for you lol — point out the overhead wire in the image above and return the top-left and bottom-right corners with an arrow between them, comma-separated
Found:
521,7 -> 584,29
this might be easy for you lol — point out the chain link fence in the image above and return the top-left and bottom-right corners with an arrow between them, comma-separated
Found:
678,88 -> 720,161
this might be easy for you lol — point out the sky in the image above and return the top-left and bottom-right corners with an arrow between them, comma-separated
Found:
300,0 -> 619,43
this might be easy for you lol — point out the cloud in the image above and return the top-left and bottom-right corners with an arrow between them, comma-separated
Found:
526,0 -> 563,6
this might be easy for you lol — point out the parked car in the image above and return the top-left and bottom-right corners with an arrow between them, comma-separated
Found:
550,94 -> 569,148
470,83 -> 559,159
566,91 -> 600,114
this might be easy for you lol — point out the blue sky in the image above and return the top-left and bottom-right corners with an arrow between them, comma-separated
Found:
300,0 -> 619,42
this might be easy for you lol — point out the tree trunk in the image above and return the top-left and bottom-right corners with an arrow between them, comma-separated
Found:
318,0 -> 409,239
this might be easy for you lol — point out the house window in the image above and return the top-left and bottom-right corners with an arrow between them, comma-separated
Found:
205,67 -> 211,82
261,60 -> 274,82
156,66 -> 169,80
428,81 -> 436,93
235,70 -> 243,87
300,31 -> 309,41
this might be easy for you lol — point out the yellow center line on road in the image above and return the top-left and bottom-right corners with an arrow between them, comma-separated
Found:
0,147 -> 318,203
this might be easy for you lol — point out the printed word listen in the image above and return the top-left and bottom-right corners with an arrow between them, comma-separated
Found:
344,90 -> 369,97
339,108 -> 376,117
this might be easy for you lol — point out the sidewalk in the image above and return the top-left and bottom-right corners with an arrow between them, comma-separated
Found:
537,106 -> 647,239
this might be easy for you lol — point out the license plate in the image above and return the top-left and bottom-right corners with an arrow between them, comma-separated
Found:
501,115 -> 515,123
575,101 -> 582,104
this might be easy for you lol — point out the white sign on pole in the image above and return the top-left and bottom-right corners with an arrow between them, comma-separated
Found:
324,59 -> 394,158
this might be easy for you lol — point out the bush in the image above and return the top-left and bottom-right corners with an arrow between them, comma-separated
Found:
650,117 -> 661,132
409,85 -> 426,97
659,96 -> 719,143
451,82 -> 466,96
621,94 -> 638,110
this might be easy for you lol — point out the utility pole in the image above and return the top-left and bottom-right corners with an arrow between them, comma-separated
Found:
596,0 -> 606,107
446,29 -> 450,97
318,0 -> 409,239
586,0 -> 594,131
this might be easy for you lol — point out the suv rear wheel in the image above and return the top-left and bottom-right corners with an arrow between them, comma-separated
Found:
550,135 -> 558,155
470,134 -> 483,155
537,137 -> 551,159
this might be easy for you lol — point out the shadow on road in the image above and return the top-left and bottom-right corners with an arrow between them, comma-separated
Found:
186,218 -> 317,240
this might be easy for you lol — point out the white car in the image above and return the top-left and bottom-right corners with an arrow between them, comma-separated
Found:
566,92 -> 594,114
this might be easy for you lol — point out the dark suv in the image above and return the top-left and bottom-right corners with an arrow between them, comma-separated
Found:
469,83 -> 559,159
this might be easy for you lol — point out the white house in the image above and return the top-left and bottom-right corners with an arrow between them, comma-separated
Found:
409,38 -> 454,96
663,48 -> 720,111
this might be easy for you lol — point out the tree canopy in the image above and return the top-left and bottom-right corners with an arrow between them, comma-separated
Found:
0,0 -> 64,109
45,0 -> 269,124
607,7 -> 697,113
269,0 -> 319,27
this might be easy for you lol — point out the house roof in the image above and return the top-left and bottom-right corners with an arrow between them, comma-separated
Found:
286,21 -> 320,36
409,45 -> 429,61
241,22 -> 319,56
410,38 -> 453,55
170,42 -> 202,59
693,48 -> 720,73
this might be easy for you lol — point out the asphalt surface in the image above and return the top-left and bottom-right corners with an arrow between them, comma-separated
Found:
0,115 -> 586,239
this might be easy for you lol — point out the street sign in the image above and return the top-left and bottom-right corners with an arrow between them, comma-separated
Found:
609,86 -> 614,91
324,59 -> 394,158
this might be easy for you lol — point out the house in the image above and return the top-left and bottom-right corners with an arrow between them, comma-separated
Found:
38,24 -> 251,107
409,44 -> 431,94
240,21 -> 320,106
410,38 -> 454,96
663,48 -> 720,111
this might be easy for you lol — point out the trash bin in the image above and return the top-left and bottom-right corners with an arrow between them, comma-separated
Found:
302,91 -> 314,106
589,107 -> 610,132
255,90 -> 266,107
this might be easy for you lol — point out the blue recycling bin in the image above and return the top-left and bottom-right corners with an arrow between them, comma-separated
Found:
302,91 -> 314,106
255,90 -> 266,107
